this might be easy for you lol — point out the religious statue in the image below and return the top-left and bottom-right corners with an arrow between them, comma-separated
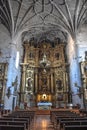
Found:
43,77 -> 47,85
56,79 -> 62,90
27,78 -> 32,91
57,93 -> 63,101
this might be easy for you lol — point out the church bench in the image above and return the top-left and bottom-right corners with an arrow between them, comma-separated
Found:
55,117 -> 87,129
53,115 -> 82,128
2,116 -> 31,122
0,117 -> 30,129
0,120 -> 27,129
50,110 -> 82,129
0,124 -> 25,130
50,110 -> 80,123
59,120 -> 87,130
16,114 -> 34,122
54,116 -> 87,128
6,111 -> 35,122
6,110 -> 35,128
14,116 -> 33,129
9,110 -> 35,116
50,110 -> 71,119
57,116 -> 87,123
0,109 -> 10,117
59,116 -> 87,123
51,112 -> 71,123
79,109 -> 87,116
63,125 -> 87,130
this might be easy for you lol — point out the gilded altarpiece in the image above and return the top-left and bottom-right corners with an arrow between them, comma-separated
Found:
0,63 -> 8,105
80,60 -> 87,108
20,41 -> 69,107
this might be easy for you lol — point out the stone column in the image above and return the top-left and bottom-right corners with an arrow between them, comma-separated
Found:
67,35 -> 84,108
4,43 -> 17,110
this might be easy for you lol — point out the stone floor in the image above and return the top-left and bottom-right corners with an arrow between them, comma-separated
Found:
32,115 -> 54,130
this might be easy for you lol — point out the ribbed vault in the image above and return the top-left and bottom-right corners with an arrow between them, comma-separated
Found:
0,0 -> 87,42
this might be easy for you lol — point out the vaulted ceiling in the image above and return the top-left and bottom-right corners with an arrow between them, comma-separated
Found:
0,0 -> 87,43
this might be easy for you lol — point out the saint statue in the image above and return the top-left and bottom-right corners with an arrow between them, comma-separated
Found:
56,79 -> 62,90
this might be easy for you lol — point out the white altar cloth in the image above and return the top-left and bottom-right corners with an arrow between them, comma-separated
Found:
37,102 -> 52,109
37,102 -> 52,106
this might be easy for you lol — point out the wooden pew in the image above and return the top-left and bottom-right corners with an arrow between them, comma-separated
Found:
50,109 -> 87,129
0,124 -> 25,130
50,110 -> 86,129
64,125 -> 87,130
5,110 -> 35,122
79,109 -> 87,116
56,117 -> 87,129
0,117 -> 30,129
0,109 -> 10,117
0,120 -> 27,129
50,110 -> 80,124
1,110 -> 35,130
54,115 -> 83,129
60,120 -> 87,130
0,110 -> 36,130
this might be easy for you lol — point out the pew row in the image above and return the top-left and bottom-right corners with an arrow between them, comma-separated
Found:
0,124 -> 25,130
64,125 -> 87,130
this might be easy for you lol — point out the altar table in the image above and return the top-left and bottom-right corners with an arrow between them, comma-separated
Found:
37,102 -> 52,110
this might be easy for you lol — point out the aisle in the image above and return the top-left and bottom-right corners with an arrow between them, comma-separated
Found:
32,115 -> 54,130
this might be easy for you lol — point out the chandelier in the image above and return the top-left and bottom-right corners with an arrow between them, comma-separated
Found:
39,53 -> 51,68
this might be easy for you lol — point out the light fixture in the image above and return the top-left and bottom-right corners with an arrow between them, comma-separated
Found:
39,53 -> 51,68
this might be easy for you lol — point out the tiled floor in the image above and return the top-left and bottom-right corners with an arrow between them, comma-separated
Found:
32,115 -> 54,130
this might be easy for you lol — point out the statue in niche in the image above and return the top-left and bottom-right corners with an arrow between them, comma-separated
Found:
12,76 -> 18,93
57,93 -> 63,101
27,78 -> 32,91
0,82 -> 3,99
55,53 -> 60,60
85,51 -> 87,61
54,37 -> 61,45
29,52 -> 34,58
0,81 -> 3,90
56,79 -> 62,90
42,77 -> 47,85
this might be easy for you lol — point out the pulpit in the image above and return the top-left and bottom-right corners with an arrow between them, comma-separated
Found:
37,102 -> 52,110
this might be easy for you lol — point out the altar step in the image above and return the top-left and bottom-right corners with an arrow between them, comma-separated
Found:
36,109 -> 50,115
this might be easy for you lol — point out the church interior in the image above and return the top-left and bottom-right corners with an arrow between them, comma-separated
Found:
0,0 -> 87,129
